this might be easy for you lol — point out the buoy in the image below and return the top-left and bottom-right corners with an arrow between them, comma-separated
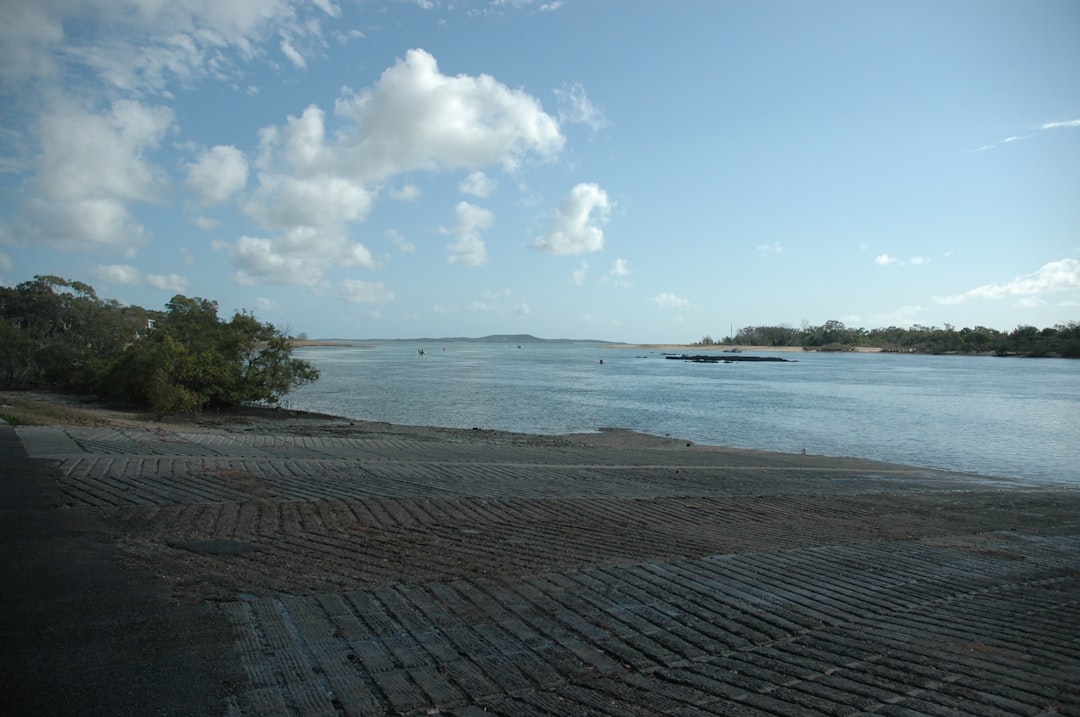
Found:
599,359 -> 604,364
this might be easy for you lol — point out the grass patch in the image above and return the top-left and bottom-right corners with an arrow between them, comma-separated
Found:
0,412 -> 36,426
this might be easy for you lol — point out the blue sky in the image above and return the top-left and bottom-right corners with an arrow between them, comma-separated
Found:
1,0 -> 1077,343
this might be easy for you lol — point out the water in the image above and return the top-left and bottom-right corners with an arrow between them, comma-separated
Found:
288,343 -> 1080,485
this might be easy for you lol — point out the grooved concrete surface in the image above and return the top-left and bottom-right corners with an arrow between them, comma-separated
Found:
10,424 -> 1080,716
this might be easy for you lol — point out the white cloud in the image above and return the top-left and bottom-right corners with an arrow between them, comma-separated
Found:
16,197 -> 150,255
460,170 -> 496,197
279,38 -> 307,68
227,174 -> 377,284
975,117 -> 1080,152
0,251 -> 14,273
555,82 -> 607,131
246,174 -> 374,230
36,99 -> 173,204
328,49 -> 564,180
757,241 -> 783,255
604,258 -> 631,287
653,292 -> 689,308
226,48 -> 563,287
387,229 -> 416,254
12,99 -> 173,253
389,183 -> 421,201
571,261 -> 589,286
934,258 -> 1080,305
339,278 -> 393,304
146,273 -> 189,293
225,234 -> 326,286
90,264 -> 142,285
195,216 -> 219,230
534,183 -> 611,255
1,1 -> 327,95
876,253 -> 928,267
515,303 -> 531,315
186,145 -> 249,204
441,201 -> 494,266
1042,118 -> 1080,130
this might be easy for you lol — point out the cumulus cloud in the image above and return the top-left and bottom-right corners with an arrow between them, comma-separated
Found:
224,234 -> 327,286
339,278 -> 394,304
653,292 -> 688,308
219,48 -> 563,286
934,258 -> 1080,305
11,99 -> 173,253
36,99 -> 173,204
226,174 -> 377,284
186,145 -> 249,204
16,197 -> 151,255
325,49 -> 564,180
245,174 -> 374,230
441,201 -> 494,266
146,273 -> 189,293
460,170 -> 496,197
534,183 -> 611,255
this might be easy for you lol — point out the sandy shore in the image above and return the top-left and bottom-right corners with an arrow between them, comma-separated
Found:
2,390 -> 1078,715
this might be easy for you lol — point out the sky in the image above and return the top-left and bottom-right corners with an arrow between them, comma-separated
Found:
1,0 -> 1078,343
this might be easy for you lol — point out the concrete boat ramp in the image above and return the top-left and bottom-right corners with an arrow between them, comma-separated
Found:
3,423 -> 1079,715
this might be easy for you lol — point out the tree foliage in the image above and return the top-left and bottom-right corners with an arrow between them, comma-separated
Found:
1,276 -> 319,415
695,320 -> 1080,357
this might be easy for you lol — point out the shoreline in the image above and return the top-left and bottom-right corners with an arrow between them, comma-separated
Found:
607,343 -> 884,352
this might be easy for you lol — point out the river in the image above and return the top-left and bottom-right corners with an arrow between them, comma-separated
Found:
288,343 -> 1080,485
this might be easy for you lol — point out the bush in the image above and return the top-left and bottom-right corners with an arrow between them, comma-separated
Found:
1,277 -> 320,414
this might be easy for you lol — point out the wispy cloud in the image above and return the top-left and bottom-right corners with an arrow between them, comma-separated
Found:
973,116 -> 1080,152
555,82 -> 608,131
571,261 -> 589,286
602,258 -> 632,287
653,292 -> 688,309
875,254 -> 928,267
934,258 -> 1080,305
757,241 -> 782,255
1042,118 -> 1080,130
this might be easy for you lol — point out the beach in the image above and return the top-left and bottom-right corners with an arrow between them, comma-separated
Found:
2,392 -> 1078,715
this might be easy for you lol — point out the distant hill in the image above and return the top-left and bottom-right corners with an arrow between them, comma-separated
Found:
324,334 -> 619,344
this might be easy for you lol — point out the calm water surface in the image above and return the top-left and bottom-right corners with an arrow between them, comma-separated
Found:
289,344 -> 1080,485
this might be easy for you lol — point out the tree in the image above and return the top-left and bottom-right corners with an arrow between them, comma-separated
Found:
0,275 -> 142,390
98,294 -> 319,416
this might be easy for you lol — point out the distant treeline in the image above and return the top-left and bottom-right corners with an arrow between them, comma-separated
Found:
1,275 -> 319,415
696,320 -> 1080,357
